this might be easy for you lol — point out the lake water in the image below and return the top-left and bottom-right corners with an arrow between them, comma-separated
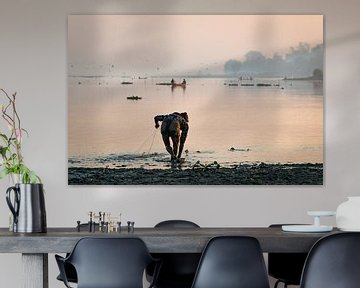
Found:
68,77 -> 323,169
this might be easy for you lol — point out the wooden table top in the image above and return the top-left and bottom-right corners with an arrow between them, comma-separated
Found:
0,227 -> 339,253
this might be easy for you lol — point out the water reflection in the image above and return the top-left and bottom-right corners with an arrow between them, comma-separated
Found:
68,77 -> 323,169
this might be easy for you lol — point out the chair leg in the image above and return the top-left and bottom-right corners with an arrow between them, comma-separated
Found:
274,280 -> 289,288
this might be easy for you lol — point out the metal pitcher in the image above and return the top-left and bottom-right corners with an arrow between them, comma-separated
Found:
6,183 -> 47,233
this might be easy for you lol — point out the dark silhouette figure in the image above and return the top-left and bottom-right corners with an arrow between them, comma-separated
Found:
154,112 -> 189,161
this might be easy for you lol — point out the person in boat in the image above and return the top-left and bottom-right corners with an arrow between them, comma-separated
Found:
154,112 -> 189,162
182,79 -> 187,85
171,78 -> 175,85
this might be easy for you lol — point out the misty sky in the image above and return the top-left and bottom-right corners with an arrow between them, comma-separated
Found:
68,15 -> 323,76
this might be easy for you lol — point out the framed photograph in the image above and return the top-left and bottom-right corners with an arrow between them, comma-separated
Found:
68,15 -> 323,185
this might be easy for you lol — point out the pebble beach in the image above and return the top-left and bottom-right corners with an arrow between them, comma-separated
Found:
68,163 -> 323,185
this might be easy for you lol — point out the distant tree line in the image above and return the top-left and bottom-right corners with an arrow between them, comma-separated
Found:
224,42 -> 323,78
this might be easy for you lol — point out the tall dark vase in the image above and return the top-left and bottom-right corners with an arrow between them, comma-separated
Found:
6,183 -> 47,233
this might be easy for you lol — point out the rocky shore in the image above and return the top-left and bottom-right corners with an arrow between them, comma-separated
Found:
68,163 -> 323,185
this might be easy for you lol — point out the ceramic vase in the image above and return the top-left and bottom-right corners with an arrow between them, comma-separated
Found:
336,197 -> 360,231
6,183 -> 47,233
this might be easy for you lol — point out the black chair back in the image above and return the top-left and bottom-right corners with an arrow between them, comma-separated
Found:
155,220 -> 200,229
56,223 -> 99,284
300,232 -> 360,288
56,237 -> 158,288
149,220 -> 201,288
191,236 -> 270,288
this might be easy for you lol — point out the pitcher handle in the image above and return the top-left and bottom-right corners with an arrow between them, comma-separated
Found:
6,186 -> 20,224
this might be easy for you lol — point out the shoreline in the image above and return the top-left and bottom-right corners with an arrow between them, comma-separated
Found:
68,163 -> 323,185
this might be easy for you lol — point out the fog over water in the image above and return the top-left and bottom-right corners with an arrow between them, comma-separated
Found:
68,15 -> 323,78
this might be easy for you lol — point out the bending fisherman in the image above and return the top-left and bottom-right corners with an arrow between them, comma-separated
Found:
154,112 -> 189,162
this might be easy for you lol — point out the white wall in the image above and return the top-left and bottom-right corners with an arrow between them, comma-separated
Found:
1,0 -> 360,287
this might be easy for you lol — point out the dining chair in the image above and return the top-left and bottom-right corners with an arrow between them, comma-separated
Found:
56,223 -> 99,284
146,220 -> 201,288
268,224 -> 308,288
55,237 -> 160,288
191,236 -> 270,288
300,232 -> 360,288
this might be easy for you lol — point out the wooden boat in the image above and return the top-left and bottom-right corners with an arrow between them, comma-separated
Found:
156,82 -> 172,86
241,83 -> 255,87
126,96 -> 142,100
171,83 -> 186,88
121,81 -> 133,85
